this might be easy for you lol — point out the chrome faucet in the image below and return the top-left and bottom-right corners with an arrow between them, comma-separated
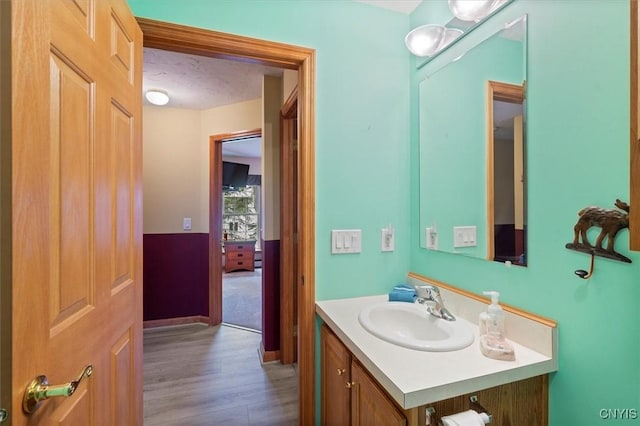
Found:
411,284 -> 456,321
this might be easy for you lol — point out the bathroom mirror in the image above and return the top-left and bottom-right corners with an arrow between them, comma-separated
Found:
419,15 -> 527,264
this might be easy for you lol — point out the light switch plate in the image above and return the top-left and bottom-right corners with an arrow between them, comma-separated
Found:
331,229 -> 362,254
453,226 -> 476,247
183,218 -> 192,231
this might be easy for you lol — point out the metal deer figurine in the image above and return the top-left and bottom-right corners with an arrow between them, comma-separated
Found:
566,198 -> 631,264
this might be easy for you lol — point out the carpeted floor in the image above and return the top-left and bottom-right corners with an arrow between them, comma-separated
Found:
222,269 -> 262,331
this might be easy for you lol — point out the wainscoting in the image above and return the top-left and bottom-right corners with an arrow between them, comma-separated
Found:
261,239 -> 280,353
143,234 -> 284,361
143,324 -> 298,425
143,233 -> 209,321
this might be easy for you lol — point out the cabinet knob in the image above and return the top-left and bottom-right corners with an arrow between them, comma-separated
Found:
336,368 -> 346,376
345,381 -> 356,389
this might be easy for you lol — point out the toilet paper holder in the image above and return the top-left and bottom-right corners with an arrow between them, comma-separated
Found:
426,395 -> 492,425
469,395 -> 492,423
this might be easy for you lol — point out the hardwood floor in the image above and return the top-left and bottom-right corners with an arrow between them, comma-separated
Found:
143,324 -> 298,425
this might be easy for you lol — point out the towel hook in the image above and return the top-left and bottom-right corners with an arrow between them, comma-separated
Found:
574,252 -> 595,279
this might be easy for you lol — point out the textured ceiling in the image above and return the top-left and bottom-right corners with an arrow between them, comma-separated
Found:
142,47 -> 283,110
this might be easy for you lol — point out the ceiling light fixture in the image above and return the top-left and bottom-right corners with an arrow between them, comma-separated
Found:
145,89 -> 170,106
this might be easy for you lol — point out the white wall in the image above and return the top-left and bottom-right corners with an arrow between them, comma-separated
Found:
143,99 -> 262,234
143,107 -> 203,233
262,75 -> 282,241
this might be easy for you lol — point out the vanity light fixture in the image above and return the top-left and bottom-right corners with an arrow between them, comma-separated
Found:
404,24 -> 447,57
448,0 -> 502,22
440,28 -> 464,50
145,89 -> 170,106
406,0 -> 509,57
405,25 -> 463,58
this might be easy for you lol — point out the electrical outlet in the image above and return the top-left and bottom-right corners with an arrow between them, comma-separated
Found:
426,227 -> 438,250
183,218 -> 192,231
381,227 -> 394,252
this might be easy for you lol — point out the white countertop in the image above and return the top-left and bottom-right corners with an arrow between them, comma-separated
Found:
316,294 -> 557,409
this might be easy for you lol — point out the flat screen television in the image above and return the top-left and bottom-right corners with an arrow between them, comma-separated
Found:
222,161 -> 250,189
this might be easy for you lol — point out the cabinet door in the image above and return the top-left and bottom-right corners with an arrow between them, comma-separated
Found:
321,325 -> 351,426
351,361 -> 406,426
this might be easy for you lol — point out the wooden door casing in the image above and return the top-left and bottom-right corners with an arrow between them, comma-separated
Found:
12,0 -> 142,424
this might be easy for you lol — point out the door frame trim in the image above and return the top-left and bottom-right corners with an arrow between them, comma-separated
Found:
137,17 -> 316,424
280,87 -> 298,364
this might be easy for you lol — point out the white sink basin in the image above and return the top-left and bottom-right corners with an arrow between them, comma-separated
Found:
358,302 -> 474,352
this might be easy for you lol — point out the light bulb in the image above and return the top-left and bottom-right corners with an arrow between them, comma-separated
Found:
405,24 -> 446,57
439,28 -> 464,51
448,0 -> 498,22
145,90 -> 170,106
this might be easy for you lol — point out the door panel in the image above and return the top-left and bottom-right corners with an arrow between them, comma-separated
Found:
12,0 -> 142,424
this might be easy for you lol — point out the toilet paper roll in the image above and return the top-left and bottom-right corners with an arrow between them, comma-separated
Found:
440,409 -> 490,426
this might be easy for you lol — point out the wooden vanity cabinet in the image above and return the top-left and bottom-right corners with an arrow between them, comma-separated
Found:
321,325 -> 409,426
321,325 -> 351,425
350,361 -> 406,426
321,323 -> 548,426
426,375 -> 548,426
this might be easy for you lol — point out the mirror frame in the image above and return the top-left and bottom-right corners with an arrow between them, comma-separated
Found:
486,80 -> 526,264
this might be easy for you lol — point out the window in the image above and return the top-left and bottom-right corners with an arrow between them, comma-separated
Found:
223,185 -> 260,249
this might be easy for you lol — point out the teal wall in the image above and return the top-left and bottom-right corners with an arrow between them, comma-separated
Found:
411,1 -> 639,425
129,0 -> 412,299
130,1 -> 639,425
127,0 -> 412,423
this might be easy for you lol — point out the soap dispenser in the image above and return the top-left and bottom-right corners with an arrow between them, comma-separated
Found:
479,291 -> 515,361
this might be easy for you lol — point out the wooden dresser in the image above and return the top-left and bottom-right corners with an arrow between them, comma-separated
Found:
224,240 -> 256,273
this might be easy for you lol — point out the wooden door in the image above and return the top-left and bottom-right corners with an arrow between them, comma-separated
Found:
320,325 -> 351,426
351,361 -> 406,426
12,0 -> 142,424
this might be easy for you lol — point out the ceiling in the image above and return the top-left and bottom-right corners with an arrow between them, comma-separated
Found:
222,136 -> 262,159
143,47 -> 283,111
354,0 -> 422,14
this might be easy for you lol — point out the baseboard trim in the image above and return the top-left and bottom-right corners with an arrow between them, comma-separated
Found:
143,315 -> 209,329
259,340 -> 280,364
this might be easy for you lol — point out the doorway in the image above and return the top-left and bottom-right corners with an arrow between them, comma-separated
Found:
486,80 -> 526,266
138,18 -> 316,424
215,130 -> 263,333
